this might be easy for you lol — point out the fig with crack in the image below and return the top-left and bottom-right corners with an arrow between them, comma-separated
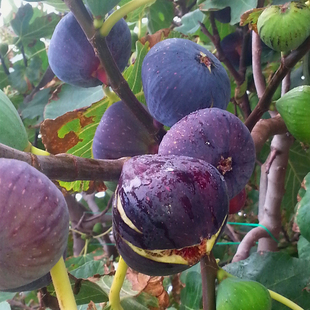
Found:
257,2 -> 310,53
113,154 -> 229,276
0,159 -> 69,291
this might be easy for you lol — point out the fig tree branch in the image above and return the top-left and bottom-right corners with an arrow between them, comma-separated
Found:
0,142 -> 127,182
245,35 -> 310,132
232,226 -> 270,262
252,31 -> 265,98
63,0 -> 163,143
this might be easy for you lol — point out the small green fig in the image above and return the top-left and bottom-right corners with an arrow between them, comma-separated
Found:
0,90 -> 30,151
276,85 -> 310,143
216,277 -> 272,310
257,2 -> 310,52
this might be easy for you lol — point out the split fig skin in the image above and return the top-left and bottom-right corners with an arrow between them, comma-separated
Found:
113,154 -> 229,276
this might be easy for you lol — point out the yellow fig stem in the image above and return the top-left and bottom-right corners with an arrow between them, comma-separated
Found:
30,145 -> 50,156
50,256 -> 77,310
268,289 -> 304,310
109,256 -> 128,310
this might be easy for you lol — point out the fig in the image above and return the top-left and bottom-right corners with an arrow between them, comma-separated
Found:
257,2 -> 310,53
158,108 -> 256,199
220,30 -> 252,68
229,188 -> 247,214
216,277 -> 272,310
0,89 -> 30,151
0,159 -> 69,291
48,11 -> 131,87
141,38 -> 231,127
113,154 -> 229,276
276,85 -> 310,144
92,100 -> 158,160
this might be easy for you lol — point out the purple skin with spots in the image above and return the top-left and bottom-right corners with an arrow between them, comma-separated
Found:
141,38 -> 231,127
92,101 -> 159,160
0,159 -> 69,291
158,108 -> 256,199
48,11 -> 131,88
113,154 -> 228,275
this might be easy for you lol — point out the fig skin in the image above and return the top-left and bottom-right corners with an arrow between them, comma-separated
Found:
113,154 -> 229,276
48,11 -> 131,88
216,277 -> 272,310
141,38 -> 231,127
92,100 -> 159,160
257,2 -> 310,53
0,159 -> 69,291
158,108 -> 255,199
213,7 -> 231,24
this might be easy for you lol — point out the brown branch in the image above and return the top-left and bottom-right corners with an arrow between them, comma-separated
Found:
232,227 -> 269,262
245,35 -> 310,131
258,133 -> 294,252
0,143 -> 127,182
252,31 -> 265,98
200,253 -> 218,310
251,114 -> 288,154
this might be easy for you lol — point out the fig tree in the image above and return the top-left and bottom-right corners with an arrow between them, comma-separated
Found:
48,11 -> 131,87
158,108 -> 255,199
0,159 -> 69,291
113,154 -> 229,276
141,38 -> 231,127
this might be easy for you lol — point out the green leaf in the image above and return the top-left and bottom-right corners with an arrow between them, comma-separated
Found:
85,0 -> 121,18
282,142 -> 310,219
23,12 -> 61,40
199,0 -> 258,25
298,236 -> 310,260
296,172 -> 310,242
10,3 -> 33,36
147,0 -> 174,34
224,252 -> 310,310
180,264 -> 202,310
44,85 -> 105,120
20,88 -> 50,123
175,9 -> 205,35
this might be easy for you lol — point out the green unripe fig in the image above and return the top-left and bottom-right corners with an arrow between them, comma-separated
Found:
257,2 -> 310,52
216,277 -> 272,310
0,90 -> 30,151
276,85 -> 310,143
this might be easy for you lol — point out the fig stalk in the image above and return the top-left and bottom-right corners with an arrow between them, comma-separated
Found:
109,256 -> 128,310
268,290 -> 304,310
100,0 -> 156,37
50,257 -> 77,310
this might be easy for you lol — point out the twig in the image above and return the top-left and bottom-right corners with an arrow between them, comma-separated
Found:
252,31 -> 265,98
232,226 -> 269,262
245,35 -> 310,131
0,142 -> 127,182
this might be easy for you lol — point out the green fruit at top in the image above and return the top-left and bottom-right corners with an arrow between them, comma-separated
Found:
0,90 -> 30,151
276,85 -> 310,144
216,277 -> 272,310
257,2 -> 310,52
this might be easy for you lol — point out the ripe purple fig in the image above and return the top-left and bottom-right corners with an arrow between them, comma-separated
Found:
113,154 -> 229,276
0,159 -> 69,291
141,38 -> 231,127
158,108 -> 255,199
48,11 -> 131,87
92,100 -> 159,160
